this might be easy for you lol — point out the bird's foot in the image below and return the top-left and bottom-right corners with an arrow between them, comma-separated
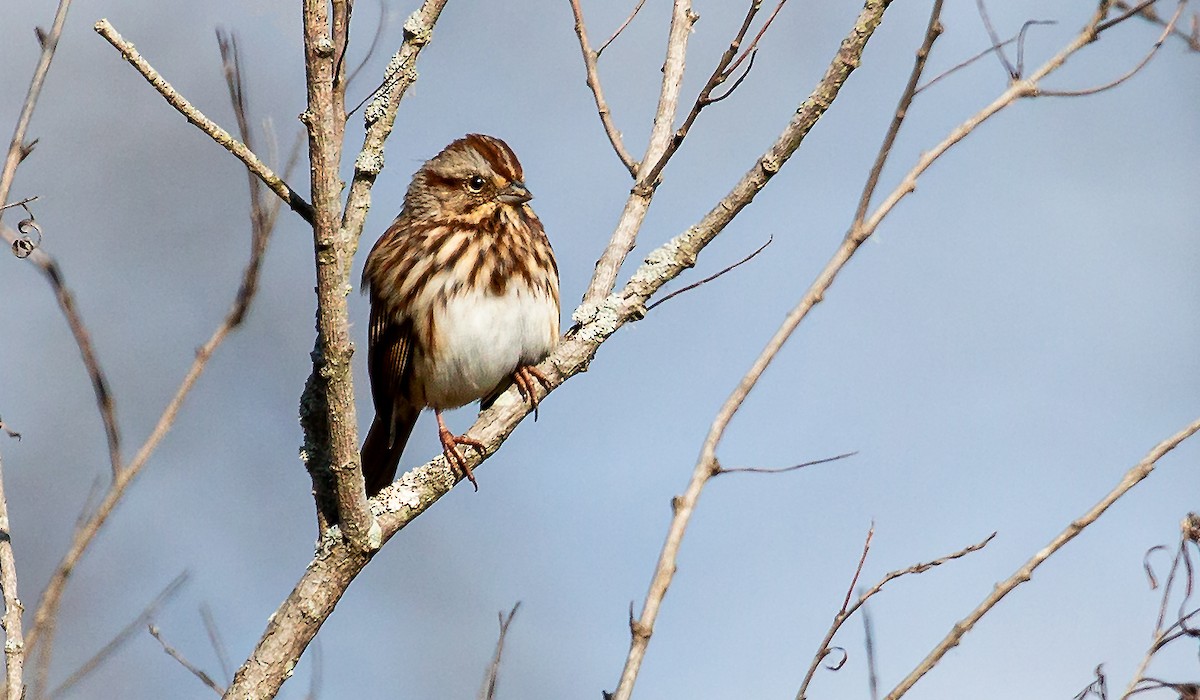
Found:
512,365 -> 553,420
436,411 -> 484,490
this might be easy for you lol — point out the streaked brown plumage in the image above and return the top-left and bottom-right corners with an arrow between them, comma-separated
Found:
360,134 -> 559,495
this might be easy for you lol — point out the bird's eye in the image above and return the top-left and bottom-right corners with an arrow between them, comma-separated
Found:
466,175 -> 487,193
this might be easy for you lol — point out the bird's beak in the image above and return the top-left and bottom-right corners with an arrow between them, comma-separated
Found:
496,181 -> 533,205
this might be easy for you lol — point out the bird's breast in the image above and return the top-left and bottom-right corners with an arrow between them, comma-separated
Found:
412,285 -> 559,409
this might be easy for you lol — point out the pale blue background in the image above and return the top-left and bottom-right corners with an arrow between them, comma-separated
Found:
1,1 -> 1197,698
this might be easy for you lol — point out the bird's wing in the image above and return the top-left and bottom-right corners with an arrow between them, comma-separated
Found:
368,299 -> 413,448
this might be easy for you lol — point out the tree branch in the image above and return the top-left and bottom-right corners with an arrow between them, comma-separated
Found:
568,0 -> 640,176
92,20 -> 314,224
578,0 -> 697,308
297,0 -> 377,551
0,447 -> 24,700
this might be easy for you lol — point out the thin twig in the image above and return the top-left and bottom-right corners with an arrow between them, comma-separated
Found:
854,0 -> 944,227
0,196 -> 38,213
0,447 -> 24,700
568,0 -> 640,176
604,9 -> 897,698
915,21 -> 1056,95
797,531 -> 996,699
716,451 -> 856,476
200,605 -> 232,686
797,524 -> 877,700
1116,0 -> 1200,49
346,0 -> 389,90
579,0 -> 697,308
645,236 -> 772,312
598,0 -> 648,56
47,572 -> 189,699
975,0 -> 1018,78
863,604 -> 879,700
0,0 -> 73,220
1121,514 -> 1200,698
478,602 -> 521,700
303,640 -> 323,700
93,19 -> 314,224
636,0 -> 791,197
148,625 -> 225,695
1042,1 -> 1186,97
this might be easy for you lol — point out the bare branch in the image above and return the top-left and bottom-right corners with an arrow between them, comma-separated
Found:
716,450 -> 856,476
0,447 -> 24,700
568,0 -> 640,176
598,0 -> 648,56
296,0 -> 377,552
149,625 -> 225,695
636,0 -> 791,202
797,524 -> 877,700
645,236 -> 772,312
1041,1 -> 1186,97
915,21 -> 1056,95
346,0 -> 390,90
0,0 -> 123,481
579,0 -> 697,307
0,0 -> 73,219
974,0 -> 1018,78
1116,0 -> 1200,49
478,602 -> 521,700
854,0 -> 944,227
886,417 -> 1200,699
1121,514 -> 1200,698
864,605 -> 879,700
200,605 -> 233,686
93,19 -> 314,224
47,572 -> 188,699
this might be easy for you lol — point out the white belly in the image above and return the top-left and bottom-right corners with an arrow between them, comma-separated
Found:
414,286 -> 558,409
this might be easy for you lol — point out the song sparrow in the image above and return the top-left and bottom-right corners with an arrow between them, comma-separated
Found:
360,134 -> 560,496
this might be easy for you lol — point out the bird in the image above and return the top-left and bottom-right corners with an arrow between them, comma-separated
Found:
359,134 -> 559,496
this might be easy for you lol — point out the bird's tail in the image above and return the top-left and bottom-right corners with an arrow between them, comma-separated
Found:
361,409 -> 418,497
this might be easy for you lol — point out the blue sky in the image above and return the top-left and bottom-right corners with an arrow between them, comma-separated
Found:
1,1 -> 1198,698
